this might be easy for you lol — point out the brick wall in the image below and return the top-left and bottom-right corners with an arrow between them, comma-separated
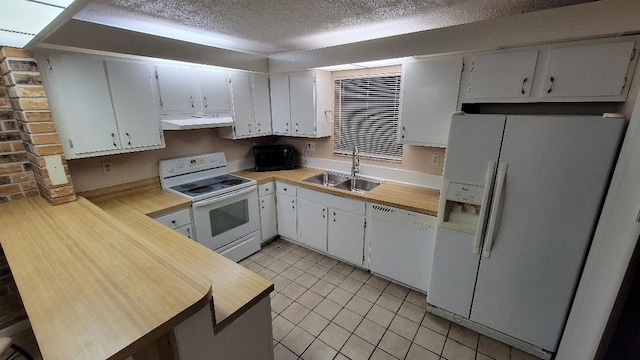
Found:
0,54 -> 38,203
0,47 -> 76,205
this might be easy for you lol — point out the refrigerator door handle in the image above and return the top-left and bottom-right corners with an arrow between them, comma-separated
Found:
483,162 -> 508,258
473,161 -> 497,254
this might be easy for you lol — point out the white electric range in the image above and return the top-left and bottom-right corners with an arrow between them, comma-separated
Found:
160,152 -> 261,262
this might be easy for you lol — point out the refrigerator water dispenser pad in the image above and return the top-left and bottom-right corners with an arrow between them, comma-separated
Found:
440,181 -> 484,234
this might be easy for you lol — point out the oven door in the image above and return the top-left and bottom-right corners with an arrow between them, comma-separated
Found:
192,186 -> 260,252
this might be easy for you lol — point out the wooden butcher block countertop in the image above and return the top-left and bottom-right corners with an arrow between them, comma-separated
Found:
235,167 -> 440,216
0,179 -> 273,360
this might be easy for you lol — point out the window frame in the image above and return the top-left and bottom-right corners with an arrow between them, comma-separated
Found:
332,71 -> 403,162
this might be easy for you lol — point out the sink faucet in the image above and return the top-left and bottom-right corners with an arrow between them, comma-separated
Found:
351,146 -> 360,188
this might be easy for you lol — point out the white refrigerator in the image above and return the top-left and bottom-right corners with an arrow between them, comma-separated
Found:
428,114 -> 625,357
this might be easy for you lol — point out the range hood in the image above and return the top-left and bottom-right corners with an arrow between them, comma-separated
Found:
161,114 -> 234,130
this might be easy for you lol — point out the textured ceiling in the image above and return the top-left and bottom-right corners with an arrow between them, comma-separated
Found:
74,0 -> 594,55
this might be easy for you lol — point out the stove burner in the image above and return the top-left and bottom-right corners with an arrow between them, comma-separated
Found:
180,183 -> 198,189
220,179 -> 243,186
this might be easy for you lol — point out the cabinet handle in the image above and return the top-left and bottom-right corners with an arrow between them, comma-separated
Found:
111,133 -> 117,147
203,96 -> 208,108
257,123 -> 261,133
191,96 -> 195,108
322,208 -> 325,218
291,200 -> 295,209
248,124 -> 252,133
520,77 -> 528,95
333,212 -> 336,222
187,227 -> 191,239
125,132 -> 131,146
546,76 -> 555,94
401,126 -> 405,139
295,123 -> 299,133
285,122 -> 289,132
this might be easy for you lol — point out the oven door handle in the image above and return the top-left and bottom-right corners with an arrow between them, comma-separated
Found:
192,186 -> 256,208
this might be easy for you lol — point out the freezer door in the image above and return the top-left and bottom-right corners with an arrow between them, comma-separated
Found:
470,115 -> 625,351
428,114 -> 506,317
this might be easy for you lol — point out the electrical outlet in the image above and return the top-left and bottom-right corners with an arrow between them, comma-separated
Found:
306,142 -> 316,152
431,153 -> 440,166
102,161 -> 113,174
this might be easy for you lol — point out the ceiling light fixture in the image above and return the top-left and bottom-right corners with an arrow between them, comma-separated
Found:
1,0 -> 79,49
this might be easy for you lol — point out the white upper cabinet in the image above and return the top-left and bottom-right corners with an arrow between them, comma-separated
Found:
199,70 -> 231,113
289,71 -> 316,136
227,72 -> 254,137
46,52 -> 120,155
36,50 -> 164,159
459,38 -> 638,104
269,70 -> 332,138
252,73 -> 273,135
219,72 -> 272,139
155,65 -> 230,115
155,65 -> 199,112
398,56 -> 463,147
465,50 -> 538,100
270,73 -> 291,135
536,41 -> 636,100
105,60 -> 162,150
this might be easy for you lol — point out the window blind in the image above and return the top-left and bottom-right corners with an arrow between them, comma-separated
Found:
333,74 -> 403,161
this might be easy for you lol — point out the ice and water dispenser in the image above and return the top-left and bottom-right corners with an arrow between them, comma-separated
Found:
439,181 -> 485,234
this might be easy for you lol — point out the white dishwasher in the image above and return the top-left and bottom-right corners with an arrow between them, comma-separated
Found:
368,204 -> 437,293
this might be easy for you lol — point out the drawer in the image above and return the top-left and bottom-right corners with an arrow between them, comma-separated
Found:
276,181 -> 297,196
154,207 -> 192,229
258,181 -> 275,197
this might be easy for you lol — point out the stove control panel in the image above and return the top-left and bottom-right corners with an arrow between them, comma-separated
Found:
160,152 -> 227,178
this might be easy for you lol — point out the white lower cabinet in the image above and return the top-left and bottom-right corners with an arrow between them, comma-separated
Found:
328,208 -> 366,266
258,182 -> 277,243
153,207 -> 194,240
276,182 -> 297,241
297,187 -> 366,267
297,198 -> 328,251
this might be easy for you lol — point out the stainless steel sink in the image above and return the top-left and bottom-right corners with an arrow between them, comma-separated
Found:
303,172 -> 350,187
334,178 -> 382,193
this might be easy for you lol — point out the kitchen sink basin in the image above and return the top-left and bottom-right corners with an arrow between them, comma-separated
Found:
303,172 -> 350,187
334,178 -> 382,193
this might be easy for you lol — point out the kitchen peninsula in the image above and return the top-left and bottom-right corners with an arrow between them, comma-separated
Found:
0,185 -> 274,360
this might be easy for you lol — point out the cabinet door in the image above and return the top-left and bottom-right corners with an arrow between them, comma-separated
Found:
276,193 -> 297,240
199,70 -> 230,113
297,198 -> 328,251
539,41 -> 635,99
399,57 -> 462,147
270,74 -> 291,134
229,72 -> 254,137
48,52 -> 120,154
466,50 -> 538,99
252,74 -> 272,135
156,65 -> 199,112
289,71 -> 316,136
328,209 -> 365,266
259,194 -> 278,242
105,60 -> 162,149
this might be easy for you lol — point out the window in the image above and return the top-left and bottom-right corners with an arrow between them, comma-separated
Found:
333,74 -> 403,161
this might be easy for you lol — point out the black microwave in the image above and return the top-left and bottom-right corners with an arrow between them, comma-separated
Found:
254,145 -> 296,172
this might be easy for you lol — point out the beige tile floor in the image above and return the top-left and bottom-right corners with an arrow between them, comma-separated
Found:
240,238 -> 541,360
